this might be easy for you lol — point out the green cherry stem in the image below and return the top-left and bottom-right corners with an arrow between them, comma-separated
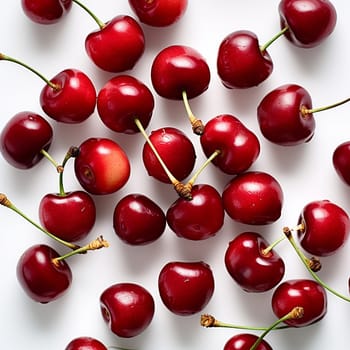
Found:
40,149 -> 63,173
301,97 -> 350,116
58,146 -> 80,196
182,90 -> 205,135
260,26 -> 289,52
283,226 -> 350,303
72,0 -> 105,29
0,193 -> 79,250
261,235 -> 286,256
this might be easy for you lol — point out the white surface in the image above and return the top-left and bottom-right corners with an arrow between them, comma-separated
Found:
1,1 -> 350,349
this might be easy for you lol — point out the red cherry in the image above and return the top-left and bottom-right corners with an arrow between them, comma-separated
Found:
0,111 -> 53,169
222,171 -> 284,225
333,141 -> 350,186
158,261 -> 215,316
65,337 -> 107,350
113,193 -> 166,245
85,15 -> 145,73
200,114 -> 260,175
21,0 -> 72,24
272,279 -> 327,327
151,45 -> 210,99
225,232 -> 285,293
39,190 -> 96,243
279,0 -> 337,48
166,184 -> 224,240
128,0 -> 188,27
74,138 -> 130,195
224,333 -> 272,350
16,244 -> 72,303
100,282 -> 155,338
142,127 -> 196,183
217,30 -> 273,89
297,199 -> 350,256
97,75 -> 154,134
40,69 -> 96,124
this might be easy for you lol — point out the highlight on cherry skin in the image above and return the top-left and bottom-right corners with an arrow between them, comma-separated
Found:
223,333 -> 272,350
65,336 -> 107,350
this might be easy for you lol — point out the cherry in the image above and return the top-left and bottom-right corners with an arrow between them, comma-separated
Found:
0,111 -> 53,169
100,282 -> 155,338
200,114 -> 260,175
271,279 -> 327,327
166,184 -> 224,240
21,0 -> 72,24
222,171 -> 284,225
65,337 -> 107,350
296,199 -> 350,256
279,0 -> 337,48
128,0 -> 188,27
74,137 -> 130,195
224,232 -> 285,293
97,75 -> 154,134
158,261 -> 215,316
223,333 -> 272,350
333,141 -> 350,186
113,193 -> 166,245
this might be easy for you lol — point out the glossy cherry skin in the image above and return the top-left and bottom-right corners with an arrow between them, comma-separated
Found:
224,333 -> 272,350
85,15 -> 145,73
128,0 -> 188,26
297,199 -> 350,256
113,193 -> 166,245
40,69 -> 96,124
217,30 -> 273,89
97,75 -> 154,134
158,261 -> 214,316
0,111 -> 53,169
74,138 -> 130,195
279,0 -> 337,48
257,84 -> 315,146
16,244 -> 72,303
151,45 -> 210,99
142,127 -> 196,183
272,279 -> 327,327
100,282 -> 155,338
222,171 -> 284,225
65,337 -> 107,350
333,141 -> 350,186
166,184 -> 225,240
200,114 -> 260,175
39,191 -> 96,243
21,0 -> 72,24
225,232 -> 285,293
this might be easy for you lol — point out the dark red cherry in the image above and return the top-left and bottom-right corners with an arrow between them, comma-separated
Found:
16,244 -> 72,303
113,193 -> 166,245
97,75 -> 154,134
65,337 -> 107,350
128,0 -> 188,27
297,199 -> 350,256
257,83 -> 315,146
222,171 -> 284,225
85,15 -> 145,73
151,45 -> 210,100
39,190 -> 96,243
200,114 -> 260,175
21,0 -> 72,24
217,30 -> 273,89
279,0 -> 337,48
158,261 -> 215,316
272,279 -> 327,327
333,141 -> 350,186
100,282 -> 155,338
225,232 -> 285,293
224,333 -> 272,350
142,127 -> 196,183
0,111 -> 53,169
166,184 -> 224,240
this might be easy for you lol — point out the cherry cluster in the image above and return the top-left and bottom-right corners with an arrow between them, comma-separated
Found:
1,0 -> 350,349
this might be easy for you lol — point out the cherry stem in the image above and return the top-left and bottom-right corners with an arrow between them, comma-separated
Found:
72,0 -> 105,29
283,226 -> 350,303
261,235 -> 286,256
200,314 -> 290,331
0,53 -> 58,90
0,193 -> 79,250
301,97 -> 350,116
58,146 -> 80,196
182,90 -> 205,135
40,149 -> 63,173
260,26 -> 289,52
249,306 -> 304,350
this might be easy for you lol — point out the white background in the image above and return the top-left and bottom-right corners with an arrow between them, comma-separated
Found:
1,1 -> 350,349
